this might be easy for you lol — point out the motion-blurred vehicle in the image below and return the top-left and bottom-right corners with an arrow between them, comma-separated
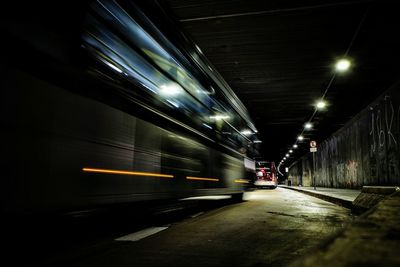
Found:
254,161 -> 278,189
1,0 -> 259,215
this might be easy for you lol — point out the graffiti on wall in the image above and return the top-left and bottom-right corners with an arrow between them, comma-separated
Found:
345,160 -> 358,187
369,95 -> 399,154
336,163 -> 344,184
369,93 -> 400,184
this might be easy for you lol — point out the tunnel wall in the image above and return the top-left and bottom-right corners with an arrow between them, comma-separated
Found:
288,83 -> 400,188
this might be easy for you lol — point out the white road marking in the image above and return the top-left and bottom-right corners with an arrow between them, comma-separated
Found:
115,227 -> 168,242
180,195 -> 231,200
190,211 -> 205,218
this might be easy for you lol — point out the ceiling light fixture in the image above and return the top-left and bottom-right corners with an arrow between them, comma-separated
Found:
304,122 -> 313,129
241,129 -> 253,135
335,58 -> 351,72
316,100 -> 327,110
160,83 -> 183,95
210,114 -> 230,121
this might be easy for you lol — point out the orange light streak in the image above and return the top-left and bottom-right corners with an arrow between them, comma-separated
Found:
82,168 -> 173,178
186,176 -> 219,182
234,179 -> 249,184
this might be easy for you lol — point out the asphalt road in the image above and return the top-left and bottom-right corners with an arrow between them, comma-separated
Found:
27,188 -> 351,267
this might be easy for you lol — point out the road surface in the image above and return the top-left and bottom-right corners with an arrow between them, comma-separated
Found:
28,188 -> 352,267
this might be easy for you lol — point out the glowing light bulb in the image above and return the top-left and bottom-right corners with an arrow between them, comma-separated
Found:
336,59 -> 351,72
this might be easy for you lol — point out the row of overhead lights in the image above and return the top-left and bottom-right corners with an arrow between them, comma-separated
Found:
278,58 -> 352,169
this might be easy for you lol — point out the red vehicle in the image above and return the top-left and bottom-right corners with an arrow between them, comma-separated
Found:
254,161 -> 278,189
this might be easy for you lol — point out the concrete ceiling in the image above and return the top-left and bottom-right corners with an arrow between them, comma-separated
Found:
4,0 -> 399,164
158,0 -> 400,162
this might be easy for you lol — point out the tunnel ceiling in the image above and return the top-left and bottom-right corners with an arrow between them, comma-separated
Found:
158,0 -> 400,163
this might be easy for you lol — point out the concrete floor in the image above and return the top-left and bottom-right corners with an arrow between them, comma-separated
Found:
43,188 -> 352,267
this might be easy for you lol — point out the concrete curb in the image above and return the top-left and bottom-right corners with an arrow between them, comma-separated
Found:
278,185 -> 354,209
352,186 -> 399,214
361,185 -> 400,194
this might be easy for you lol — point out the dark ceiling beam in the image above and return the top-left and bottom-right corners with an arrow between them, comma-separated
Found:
179,0 -> 374,22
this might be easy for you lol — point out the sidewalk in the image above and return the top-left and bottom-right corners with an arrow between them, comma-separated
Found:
279,184 -> 400,266
288,189 -> 400,267
279,185 -> 360,209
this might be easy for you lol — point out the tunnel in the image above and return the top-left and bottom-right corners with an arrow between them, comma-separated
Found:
1,0 -> 399,266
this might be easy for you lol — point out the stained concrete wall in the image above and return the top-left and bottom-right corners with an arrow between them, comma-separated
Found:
288,83 -> 400,188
